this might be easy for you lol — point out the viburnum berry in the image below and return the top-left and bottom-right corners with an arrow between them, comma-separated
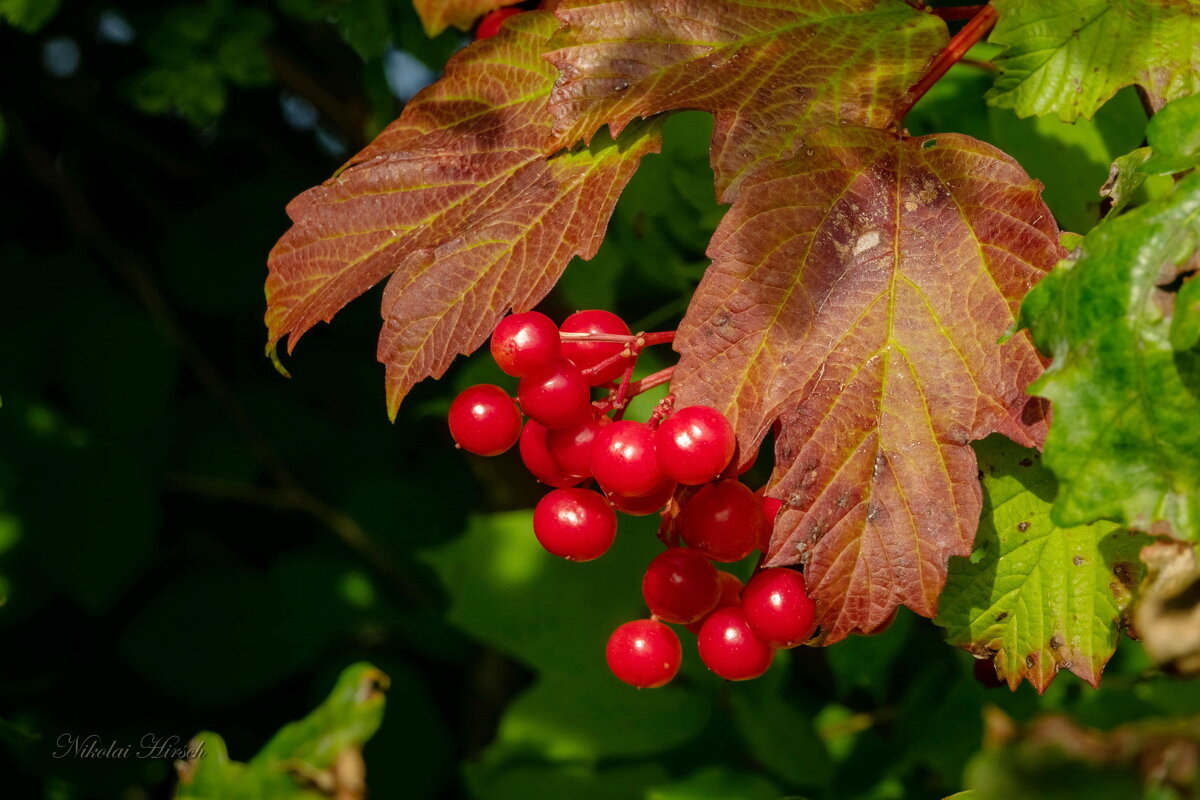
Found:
447,384 -> 522,456
655,405 -> 736,485
591,420 -> 665,497
642,548 -> 720,624
532,488 -> 617,561
560,309 -> 634,385
518,360 -> 592,430
490,311 -> 560,377
686,570 -> 743,633
605,619 -> 682,688
607,476 -> 677,516
475,6 -> 522,39
740,568 -> 817,648
697,606 -> 774,681
678,479 -> 767,562
546,414 -> 610,478
762,495 -> 783,525
518,420 -> 582,489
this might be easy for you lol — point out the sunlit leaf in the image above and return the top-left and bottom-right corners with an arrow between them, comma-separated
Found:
266,12 -> 660,417
672,127 -> 1063,642
937,436 -> 1148,693
1020,174 -> 1200,541
546,0 -> 945,199
988,0 -> 1200,121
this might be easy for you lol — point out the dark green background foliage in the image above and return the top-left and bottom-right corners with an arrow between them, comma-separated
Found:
0,3 -> 1195,799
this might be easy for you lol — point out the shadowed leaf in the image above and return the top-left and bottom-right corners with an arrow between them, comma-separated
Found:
265,12 -> 660,417
545,0 -> 945,200
937,436 -> 1148,693
175,663 -> 388,799
988,0 -> 1200,122
1019,173 -> 1200,541
672,127 -> 1062,642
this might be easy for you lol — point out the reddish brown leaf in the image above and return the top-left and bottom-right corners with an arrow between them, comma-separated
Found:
265,12 -> 660,417
412,0 -> 524,36
545,0 -> 945,200
671,127 -> 1063,642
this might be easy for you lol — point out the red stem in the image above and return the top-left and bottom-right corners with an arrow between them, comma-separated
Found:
626,366 -> 675,397
559,330 -> 676,345
894,4 -> 998,123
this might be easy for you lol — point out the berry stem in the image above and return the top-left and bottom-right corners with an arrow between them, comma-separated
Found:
560,330 -> 676,346
626,366 -> 675,397
894,4 -> 998,123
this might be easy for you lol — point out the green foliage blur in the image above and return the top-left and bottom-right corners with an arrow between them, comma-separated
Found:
0,3 -> 1196,800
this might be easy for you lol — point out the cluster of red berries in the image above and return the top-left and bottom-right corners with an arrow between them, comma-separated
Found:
448,309 -> 817,688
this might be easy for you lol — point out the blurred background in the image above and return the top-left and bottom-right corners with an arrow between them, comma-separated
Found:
0,2 -> 1195,798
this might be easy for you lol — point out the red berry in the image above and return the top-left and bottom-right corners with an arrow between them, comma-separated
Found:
608,475 -> 677,516
678,480 -> 766,562
606,619 -> 682,688
697,606 -> 774,681
591,420 -> 665,497
532,488 -> 616,561
642,548 -> 720,624
447,384 -> 522,456
760,494 -> 782,550
546,414 -> 610,478
655,405 -> 736,485
491,311 -> 560,378
762,495 -> 783,525
686,571 -> 743,633
560,310 -> 634,385
519,420 -> 582,489
741,568 -> 817,648
475,6 -> 522,39
518,360 -> 592,429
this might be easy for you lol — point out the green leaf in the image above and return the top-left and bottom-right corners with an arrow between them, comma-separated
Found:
988,0 -> 1200,122
0,0 -> 60,31
492,673 -> 708,761
1142,93 -> 1200,174
1104,95 -> 1200,216
546,0 -> 946,200
1019,174 -> 1200,541
465,763 -> 670,800
1171,275 -> 1200,350
1102,148 -> 1154,218
646,766 -> 782,800
729,664 -> 833,791
175,663 -> 388,799
936,436 -> 1148,693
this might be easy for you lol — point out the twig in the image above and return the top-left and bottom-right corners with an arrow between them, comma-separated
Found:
894,4 -> 999,123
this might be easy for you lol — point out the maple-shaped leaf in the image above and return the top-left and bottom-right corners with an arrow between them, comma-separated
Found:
936,436 -> 1147,693
412,0 -> 523,36
988,0 -> 1200,122
265,12 -> 660,417
1019,173 -> 1200,542
545,0 -> 945,200
671,126 -> 1063,643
